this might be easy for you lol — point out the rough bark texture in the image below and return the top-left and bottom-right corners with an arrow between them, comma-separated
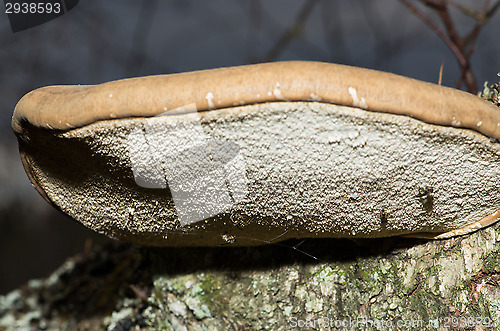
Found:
2,221 -> 500,330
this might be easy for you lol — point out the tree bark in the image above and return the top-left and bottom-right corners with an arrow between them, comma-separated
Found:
2,222 -> 500,330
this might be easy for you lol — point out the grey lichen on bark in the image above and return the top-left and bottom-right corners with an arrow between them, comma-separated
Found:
2,221 -> 500,330
142,222 -> 500,330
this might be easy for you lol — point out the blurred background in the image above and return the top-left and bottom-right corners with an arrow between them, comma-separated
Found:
1,0 -> 499,294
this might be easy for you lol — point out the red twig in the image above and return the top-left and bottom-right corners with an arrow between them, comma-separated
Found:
399,0 -> 500,93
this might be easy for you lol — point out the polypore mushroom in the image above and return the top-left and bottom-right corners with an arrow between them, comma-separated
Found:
12,61 -> 500,246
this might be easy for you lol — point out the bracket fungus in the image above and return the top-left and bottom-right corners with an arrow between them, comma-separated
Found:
12,61 -> 500,246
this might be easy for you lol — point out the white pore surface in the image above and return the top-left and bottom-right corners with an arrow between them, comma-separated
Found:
49,102 -> 500,240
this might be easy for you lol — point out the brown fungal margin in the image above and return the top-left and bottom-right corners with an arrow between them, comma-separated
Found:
12,61 -> 500,140
11,61 -> 500,243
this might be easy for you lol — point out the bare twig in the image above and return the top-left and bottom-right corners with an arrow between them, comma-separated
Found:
398,0 -> 476,92
438,61 -> 444,85
399,0 -> 499,93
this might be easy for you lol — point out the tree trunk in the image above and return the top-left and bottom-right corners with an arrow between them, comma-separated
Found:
2,223 -> 500,330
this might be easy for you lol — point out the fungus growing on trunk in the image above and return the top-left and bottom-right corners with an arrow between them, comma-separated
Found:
12,61 -> 500,246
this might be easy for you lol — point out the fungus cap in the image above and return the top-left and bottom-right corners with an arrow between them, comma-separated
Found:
12,61 -> 500,246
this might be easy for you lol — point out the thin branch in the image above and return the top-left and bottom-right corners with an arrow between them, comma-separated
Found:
487,0 -> 500,17
398,0 -> 478,92
438,61 -> 444,85
398,1 -> 466,65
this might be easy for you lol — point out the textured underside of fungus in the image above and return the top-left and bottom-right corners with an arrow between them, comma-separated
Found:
12,61 -> 500,246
